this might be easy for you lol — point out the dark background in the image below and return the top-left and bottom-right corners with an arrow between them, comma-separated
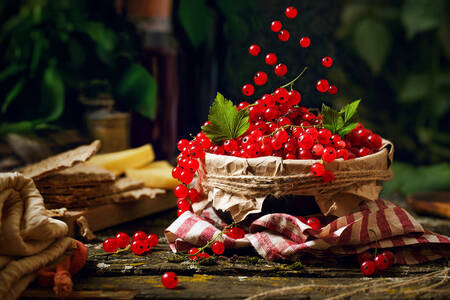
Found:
0,0 -> 449,196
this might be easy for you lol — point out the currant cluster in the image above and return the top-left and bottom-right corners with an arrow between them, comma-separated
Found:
204,93 -> 382,182
173,133 -> 211,216
358,250 -> 396,276
102,231 -> 159,255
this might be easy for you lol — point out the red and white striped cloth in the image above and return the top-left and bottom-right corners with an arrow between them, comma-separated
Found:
165,199 -> 450,264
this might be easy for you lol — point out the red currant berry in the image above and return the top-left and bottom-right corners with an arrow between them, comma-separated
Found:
316,79 -> 330,93
278,117 -> 292,127
211,145 -> 224,155
361,260 -> 376,276
242,84 -> 255,96
177,208 -> 188,216
317,129 -> 332,145
305,127 -> 318,140
223,139 -> 239,152
147,233 -> 159,247
264,107 -> 279,121
203,121 -> 210,127
188,248 -> 199,260
177,139 -> 189,151
328,84 -> 338,95
358,147 -> 371,157
322,147 -> 337,163
115,232 -> 130,249
186,159 -> 200,173
226,227 -> 245,239
174,184 -> 188,198
283,142 -> 298,154
188,188 -> 200,202
273,87 -> 289,103
199,137 -> 211,149
249,44 -> 260,56
311,144 -> 324,157
322,170 -> 334,183
211,241 -> 225,255
336,140 -> 346,149
161,272 -> 178,289
357,252 -> 374,265
298,149 -> 313,159
382,251 -> 395,266
306,217 -> 321,230
311,163 -> 325,176
270,20 -> 282,32
299,37 -> 310,48
171,166 -> 182,179
298,133 -> 314,149
265,53 -> 277,65
103,238 -> 118,253
374,254 -> 390,271
278,30 -> 290,42
237,101 -> 250,110
131,240 -> 146,255
336,148 -> 349,160
274,129 -> 288,143
287,90 -> 301,105
189,145 -> 205,159
133,231 -> 147,241
254,71 -> 268,86
274,63 -> 287,77
329,134 -> 341,146
321,56 -> 333,68
366,134 -> 382,150
179,169 -> 194,184
177,197 -> 191,211
285,6 -> 298,18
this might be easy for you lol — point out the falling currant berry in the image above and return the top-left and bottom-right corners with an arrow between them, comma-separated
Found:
254,71 -> 268,86
161,272 -> 178,289
316,79 -> 330,93
265,53 -> 277,65
248,44 -> 260,56
328,84 -> 338,95
278,30 -> 290,42
285,6 -> 298,18
270,20 -> 282,32
299,37 -> 310,48
274,63 -> 287,76
322,56 -> 333,68
242,84 -> 255,96
311,163 -> 325,177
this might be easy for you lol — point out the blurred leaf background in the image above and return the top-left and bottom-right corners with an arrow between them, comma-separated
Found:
0,0 -> 449,197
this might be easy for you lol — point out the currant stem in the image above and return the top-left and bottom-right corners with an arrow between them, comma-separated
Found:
99,244 -> 131,256
280,66 -> 308,90
175,222 -> 236,257
369,229 -> 379,256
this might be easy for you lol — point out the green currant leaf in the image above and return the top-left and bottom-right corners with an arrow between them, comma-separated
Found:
340,99 -> 361,124
338,122 -> 359,137
321,103 -> 343,134
201,92 -> 249,144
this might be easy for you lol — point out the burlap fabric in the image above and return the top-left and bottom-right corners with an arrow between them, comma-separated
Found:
197,140 -> 394,222
0,172 -> 74,300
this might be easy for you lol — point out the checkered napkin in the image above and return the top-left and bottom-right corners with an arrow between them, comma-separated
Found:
165,199 -> 450,264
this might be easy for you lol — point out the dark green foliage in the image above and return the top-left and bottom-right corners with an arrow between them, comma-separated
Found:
0,0 -> 156,135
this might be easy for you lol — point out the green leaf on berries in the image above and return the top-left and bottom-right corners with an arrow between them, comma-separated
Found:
340,99 -> 361,123
321,103 -> 344,133
201,92 -> 249,144
322,99 -> 361,137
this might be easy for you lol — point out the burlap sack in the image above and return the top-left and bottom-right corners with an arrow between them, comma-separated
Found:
196,139 -> 394,222
0,172 -> 74,300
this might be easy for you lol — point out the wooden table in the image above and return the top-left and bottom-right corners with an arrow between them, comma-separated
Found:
21,196 -> 450,299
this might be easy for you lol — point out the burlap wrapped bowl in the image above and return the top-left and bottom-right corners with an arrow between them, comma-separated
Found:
194,139 -> 394,222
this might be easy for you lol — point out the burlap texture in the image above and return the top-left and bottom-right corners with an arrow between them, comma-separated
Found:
197,139 -> 394,222
0,172 -> 74,300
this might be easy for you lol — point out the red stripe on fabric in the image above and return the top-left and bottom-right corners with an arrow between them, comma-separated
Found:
256,233 -> 284,260
174,216 -> 198,238
416,234 -> 429,244
375,199 -> 388,210
390,235 -> 406,247
434,233 -> 450,243
359,211 -> 370,243
198,226 -> 216,246
376,209 -> 392,239
393,207 -> 416,233
339,214 -> 355,245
